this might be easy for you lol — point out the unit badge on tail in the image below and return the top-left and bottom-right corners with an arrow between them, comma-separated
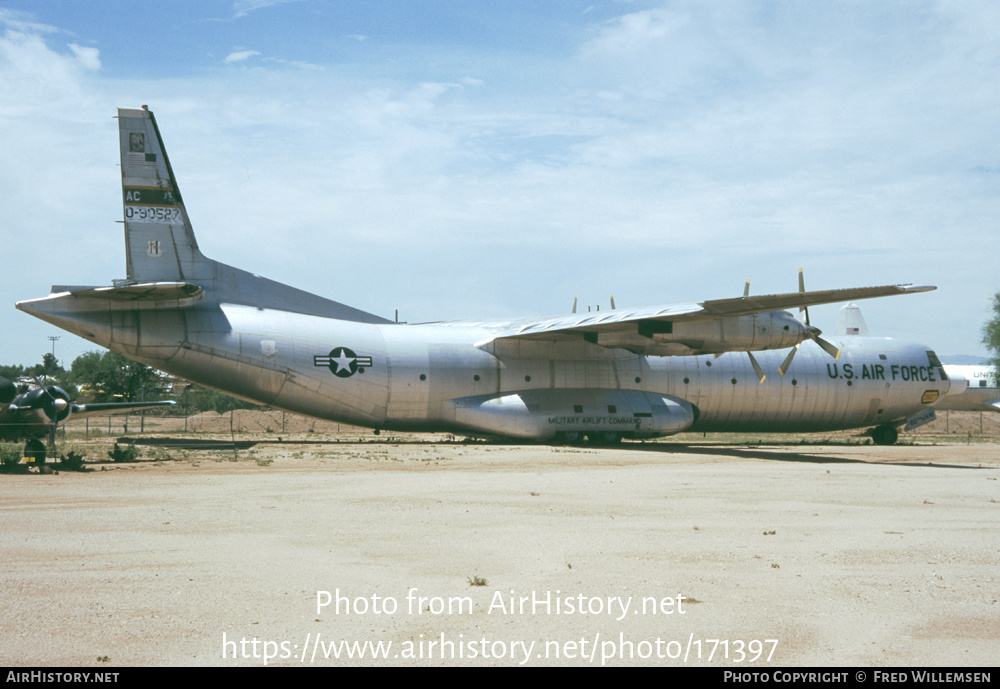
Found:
314,347 -> 372,378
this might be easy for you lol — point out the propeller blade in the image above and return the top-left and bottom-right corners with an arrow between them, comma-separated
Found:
610,295 -> 616,310
809,331 -> 841,360
744,279 -> 750,298
31,376 -> 70,446
798,268 -> 810,326
779,344 -> 799,377
748,351 -> 766,383
572,295 -> 577,314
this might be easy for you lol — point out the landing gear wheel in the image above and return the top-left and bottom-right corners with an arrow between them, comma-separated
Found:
587,432 -> 622,446
872,424 -> 899,446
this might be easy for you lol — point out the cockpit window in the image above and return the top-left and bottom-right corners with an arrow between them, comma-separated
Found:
926,351 -> 946,379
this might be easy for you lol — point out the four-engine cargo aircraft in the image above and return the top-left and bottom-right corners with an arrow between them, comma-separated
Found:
16,106 -> 950,446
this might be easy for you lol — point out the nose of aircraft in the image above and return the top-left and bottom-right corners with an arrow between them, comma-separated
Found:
0,377 -> 16,405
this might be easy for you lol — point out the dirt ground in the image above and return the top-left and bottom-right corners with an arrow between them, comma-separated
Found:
2,411 -> 998,667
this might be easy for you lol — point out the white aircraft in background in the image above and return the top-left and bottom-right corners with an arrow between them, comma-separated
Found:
937,365 -> 999,412
17,106 -> 952,446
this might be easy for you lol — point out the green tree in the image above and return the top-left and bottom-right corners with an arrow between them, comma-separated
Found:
0,364 -> 25,381
982,292 -> 1000,377
30,353 -> 71,388
37,353 -> 60,376
70,351 -> 160,403
2,355 -> 71,394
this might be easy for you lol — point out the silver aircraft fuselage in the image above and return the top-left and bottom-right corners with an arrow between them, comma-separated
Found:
16,107 -> 950,444
16,289 -> 948,441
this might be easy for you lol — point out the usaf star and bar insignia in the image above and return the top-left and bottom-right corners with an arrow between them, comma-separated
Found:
314,347 -> 373,378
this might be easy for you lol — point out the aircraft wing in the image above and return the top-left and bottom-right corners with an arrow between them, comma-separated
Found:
475,283 -> 934,357
69,400 -> 176,419
690,283 -> 934,317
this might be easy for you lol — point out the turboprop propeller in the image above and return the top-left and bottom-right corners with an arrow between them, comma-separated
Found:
738,270 -> 842,382
777,269 -> 841,377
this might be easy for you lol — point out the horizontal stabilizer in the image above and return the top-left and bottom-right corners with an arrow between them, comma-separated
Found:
52,282 -> 203,303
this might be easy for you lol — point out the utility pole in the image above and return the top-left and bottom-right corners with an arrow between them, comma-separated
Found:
47,336 -> 60,358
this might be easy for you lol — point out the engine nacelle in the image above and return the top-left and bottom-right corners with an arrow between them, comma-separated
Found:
449,388 -> 696,440
19,386 -> 72,423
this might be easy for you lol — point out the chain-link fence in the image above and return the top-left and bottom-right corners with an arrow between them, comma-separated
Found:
61,409 -> 364,438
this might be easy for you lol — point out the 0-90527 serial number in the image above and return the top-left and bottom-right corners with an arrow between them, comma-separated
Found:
124,205 -> 180,223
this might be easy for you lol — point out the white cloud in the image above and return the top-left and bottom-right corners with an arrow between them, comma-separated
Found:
0,28 -> 101,114
268,57 -> 324,71
224,49 -> 261,63
0,8 -> 63,35
232,0 -> 304,19
68,43 -> 100,71
582,6 -> 683,56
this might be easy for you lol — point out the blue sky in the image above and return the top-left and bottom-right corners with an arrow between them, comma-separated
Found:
2,0 -> 999,368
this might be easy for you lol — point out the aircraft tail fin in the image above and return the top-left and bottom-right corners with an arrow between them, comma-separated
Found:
834,302 -> 870,337
118,106 -> 209,283
112,106 -> 391,323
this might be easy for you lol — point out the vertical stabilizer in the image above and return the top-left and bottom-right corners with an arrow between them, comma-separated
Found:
110,106 -> 390,322
118,106 -> 209,283
834,302 -> 870,336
